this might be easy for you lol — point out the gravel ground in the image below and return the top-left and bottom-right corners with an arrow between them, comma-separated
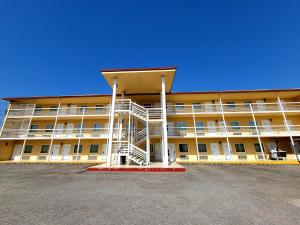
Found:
0,164 -> 300,225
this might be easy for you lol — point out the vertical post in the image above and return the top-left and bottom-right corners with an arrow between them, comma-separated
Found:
219,98 -> 232,160
146,110 -> 150,165
76,107 -> 85,160
48,102 -> 61,161
192,105 -> 200,160
250,104 -> 266,160
277,96 -> 298,161
19,104 -> 36,161
161,75 -> 169,166
107,79 -> 117,165
0,103 -> 11,138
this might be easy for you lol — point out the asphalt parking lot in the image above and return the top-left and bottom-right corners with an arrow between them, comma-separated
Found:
0,164 -> 300,225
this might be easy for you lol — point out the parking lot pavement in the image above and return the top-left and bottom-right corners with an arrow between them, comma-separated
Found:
0,164 -> 300,225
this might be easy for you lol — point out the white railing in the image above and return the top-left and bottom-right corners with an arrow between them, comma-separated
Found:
166,102 -> 300,114
130,144 -> 147,161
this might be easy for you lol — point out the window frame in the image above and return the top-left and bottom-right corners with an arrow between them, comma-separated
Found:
89,144 -> 99,154
197,143 -> 207,153
175,103 -> 185,111
235,143 -> 245,153
179,144 -> 189,153
40,145 -> 50,154
45,124 -> 54,133
74,144 -> 83,154
24,145 -> 33,154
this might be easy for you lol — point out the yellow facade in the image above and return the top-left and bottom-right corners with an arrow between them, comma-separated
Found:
1,67 -> 300,164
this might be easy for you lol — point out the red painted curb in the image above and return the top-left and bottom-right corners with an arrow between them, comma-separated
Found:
86,167 -> 186,172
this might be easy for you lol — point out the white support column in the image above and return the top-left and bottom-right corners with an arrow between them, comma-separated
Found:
219,98 -> 232,160
277,96 -> 298,161
146,110 -> 150,165
48,102 -> 61,161
0,103 -> 11,138
107,79 -> 118,166
192,106 -> 200,160
76,107 -> 85,160
19,104 -> 36,161
161,75 -> 169,166
250,104 -> 266,160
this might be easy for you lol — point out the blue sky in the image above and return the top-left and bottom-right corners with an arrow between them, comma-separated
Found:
0,0 -> 300,98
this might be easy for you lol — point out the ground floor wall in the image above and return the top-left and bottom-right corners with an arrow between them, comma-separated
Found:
0,136 -> 298,163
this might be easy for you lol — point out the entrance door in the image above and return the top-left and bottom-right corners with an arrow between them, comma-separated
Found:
55,124 -> 64,137
50,144 -> 60,160
11,144 -> 22,161
168,143 -> 176,162
210,143 -> 220,160
66,124 -> 74,137
204,101 -> 213,111
261,120 -> 272,132
267,142 -> 277,152
102,144 -> 107,161
256,100 -> 265,111
167,122 -> 174,136
222,143 -> 232,160
207,121 -> 216,135
62,144 -> 71,160
294,142 -> 300,161
219,121 -> 226,135
155,143 -> 162,161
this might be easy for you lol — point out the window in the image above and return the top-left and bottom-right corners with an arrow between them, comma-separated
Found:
177,122 -> 187,131
29,125 -> 38,132
254,143 -> 263,153
95,105 -> 104,112
34,106 -> 43,113
195,122 -> 204,131
175,103 -> 185,111
76,123 -> 85,129
90,144 -> 99,153
235,144 -> 245,153
179,144 -> 188,152
45,124 -> 54,132
244,101 -> 252,108
231,121 -> 240,130
227,102 -> 235,109
80,105 -> 87,112
198,143 -> 207,153
248,121 -> 256,129
143,103 -> 152,108
40,145 -> 49,154
24,145 -> 33,153
192,103 -> 201,110
74,144 -> 83,153
50,106 -> 58,112
93,124 -> 103,131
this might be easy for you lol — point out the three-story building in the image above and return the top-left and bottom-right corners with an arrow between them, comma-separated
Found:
0,67 -> 300,165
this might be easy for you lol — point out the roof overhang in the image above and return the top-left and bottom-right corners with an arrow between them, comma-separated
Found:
101,66 -> 176,94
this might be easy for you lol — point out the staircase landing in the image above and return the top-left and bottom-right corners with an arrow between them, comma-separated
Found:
86,162 -> 185,172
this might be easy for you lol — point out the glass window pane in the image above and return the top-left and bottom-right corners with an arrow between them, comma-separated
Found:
198,144 -> 207,152
74,144 -> 83,153
179,144 -> 188,152
24,145 -> 33,153
235,143 -> 245,152
40,145 -> 49,153
90,144 -> 99,153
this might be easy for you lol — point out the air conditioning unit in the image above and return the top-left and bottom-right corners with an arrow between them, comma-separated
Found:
38,155 -> 47,160
180,155 -> 189,160
238,155 -> 247,160
72,156 -> 81,160
88,155 -> 97,161
199,155 -> 208,160
256,154 -> 264,160
21,155 -> 30,160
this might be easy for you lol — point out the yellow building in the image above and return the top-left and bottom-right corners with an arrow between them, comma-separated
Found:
0,67 -> 300,165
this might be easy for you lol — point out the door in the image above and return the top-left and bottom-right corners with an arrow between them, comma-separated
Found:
66,123 -> 74,137
168,143 -> 176,162
204,101 -> 213,111
219,121 -> 226,135
102,144 -> 107,161
267,142 -> 277,152
55,124 -> 64,137
11,144 -> 22,161
50,144 -> 60,160
167,122 -> 174,136
222,143 -> 232,160
256,100 -> 265,111
155,143 -> 162,161
62,144 -> 71,160
210,143 -> 220,160
261,120 -> 272,132
294,142 -> 300,161
207,121 -> 216,135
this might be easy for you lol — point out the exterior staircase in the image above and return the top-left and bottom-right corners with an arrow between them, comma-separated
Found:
111,99 -> 162,165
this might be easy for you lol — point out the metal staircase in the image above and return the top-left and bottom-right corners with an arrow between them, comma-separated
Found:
111,99 -> 162,166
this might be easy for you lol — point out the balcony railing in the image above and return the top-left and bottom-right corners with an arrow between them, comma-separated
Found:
166,102 -> 300,114
7,106 -> 111,118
